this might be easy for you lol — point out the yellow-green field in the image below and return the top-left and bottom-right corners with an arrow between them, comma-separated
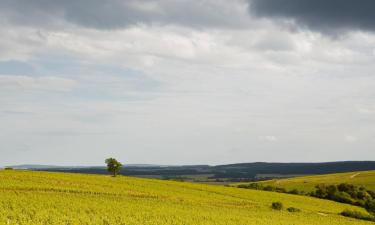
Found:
251,170 -> 375,192
0,170 -> 373,225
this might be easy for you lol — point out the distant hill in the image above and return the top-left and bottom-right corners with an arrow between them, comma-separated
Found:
8,164 -> 63,169
23,161 -> 375,182
213,161 -> 375,179
8,164 -> 165,170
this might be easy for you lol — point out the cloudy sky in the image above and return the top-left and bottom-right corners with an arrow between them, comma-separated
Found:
1,0 -> 375,166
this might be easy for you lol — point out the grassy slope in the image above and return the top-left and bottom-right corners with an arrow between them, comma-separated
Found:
0,170 -> 373,225
253,170 -> 375,193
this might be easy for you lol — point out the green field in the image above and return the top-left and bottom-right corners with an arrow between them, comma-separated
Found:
0,170 -> 373,225
251,170 -> 375,193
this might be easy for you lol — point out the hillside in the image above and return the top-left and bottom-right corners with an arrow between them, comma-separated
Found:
252,170 -> 375,193
0,170 -> 373,225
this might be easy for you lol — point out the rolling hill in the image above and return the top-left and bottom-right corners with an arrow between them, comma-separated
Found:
0,170 -> 373,224
251,170 -> 375,192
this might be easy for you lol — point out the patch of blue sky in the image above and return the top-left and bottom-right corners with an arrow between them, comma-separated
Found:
0,60 -> 37,76
0,54 -> 161,101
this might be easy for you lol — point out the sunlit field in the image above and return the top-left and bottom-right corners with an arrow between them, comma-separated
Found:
251,170 -> 375,192
0,170 -> 372,225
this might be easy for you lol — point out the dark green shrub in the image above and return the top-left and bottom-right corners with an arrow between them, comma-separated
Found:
356,191 -> 371,201
357,191 -> 366,200
4,167 -> 13,170
238,183 -> 262,190
338,183 -> 352,192
287,207 -> 301,212
271,202 -> 283,210
367,190 -> 375,199
247,183 -> 263,190
365,200 -> 375,213
275,187 -> 287,193
332,192 -> 354,204
326,185 -> 338,196
288,189 -> 299,195
313,184 -> 328,198
264,185 -> 276,191
171,178 -> 185,182
341,210 -> 375,222
353,200 -> 366,207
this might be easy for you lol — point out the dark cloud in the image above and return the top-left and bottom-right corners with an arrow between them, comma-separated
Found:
248,0 -> 375,33
0,0 -> 249,29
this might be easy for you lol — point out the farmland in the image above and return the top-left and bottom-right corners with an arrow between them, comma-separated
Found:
0,170 -> 373,225
250,170 -> 375,193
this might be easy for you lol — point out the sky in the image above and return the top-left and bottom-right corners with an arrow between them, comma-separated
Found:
1,0 -> 375,166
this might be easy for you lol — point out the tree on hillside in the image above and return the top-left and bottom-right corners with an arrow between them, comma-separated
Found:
105,158 -> 122,177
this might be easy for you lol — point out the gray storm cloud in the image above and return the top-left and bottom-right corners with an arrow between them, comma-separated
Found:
248,0 -> 375,33
0,0 -> 249,29
3,0 -> 375,34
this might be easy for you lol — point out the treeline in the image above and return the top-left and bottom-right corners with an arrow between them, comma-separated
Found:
238,183 -> 375,221
237,183 -> 302,195
310,183 -> 375,214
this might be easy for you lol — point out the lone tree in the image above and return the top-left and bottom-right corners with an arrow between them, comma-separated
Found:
105,158 -> 122,177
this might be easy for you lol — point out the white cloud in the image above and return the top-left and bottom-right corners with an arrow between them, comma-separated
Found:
345,135 -> 358,143
0,26 -> 46,60
358,107 -> 375,115
259,136 -> 278,142
1,1 -> 375,165
0,75 -> 77,92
